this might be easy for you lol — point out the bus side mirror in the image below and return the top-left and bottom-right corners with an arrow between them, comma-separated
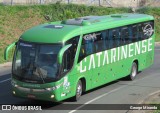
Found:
58,44 -> 72,64
4,42 -> 17,60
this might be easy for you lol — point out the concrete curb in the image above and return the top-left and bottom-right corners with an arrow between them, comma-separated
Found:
129,91 -> 160,113
155,42 -> 160,45
138,90 -> 160,104
0,62 -> 12,68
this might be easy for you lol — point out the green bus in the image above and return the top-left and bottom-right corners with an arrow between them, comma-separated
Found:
4,13 -> 155,102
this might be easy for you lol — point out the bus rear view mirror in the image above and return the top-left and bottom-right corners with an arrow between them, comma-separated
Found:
4,42 -> 17,60
58,44 -> 72,64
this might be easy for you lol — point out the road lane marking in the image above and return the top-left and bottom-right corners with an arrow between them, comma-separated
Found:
68,85 -> 127,113
68,73 -> 160,113
0,78 -> 11,83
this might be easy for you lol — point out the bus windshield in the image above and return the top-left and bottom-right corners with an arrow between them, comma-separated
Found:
13,42 -> 62,83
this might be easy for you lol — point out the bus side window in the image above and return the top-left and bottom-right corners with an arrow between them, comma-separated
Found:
63,49 -> 71,72
104,30 -> 109,49
79,43 -> 86,62
94,31 -> 106,52
150,21 -> 154,36
143,21 -> 154,39
108,29 -> 120,48
112,29 -> 120,48
150,21 -> 154,37
131,25 -> 138,42
143,22 -> 148,39
108,29 -> 112,49
101,31 -> 107,50
121,27 -> 129,45
109,30 -> 113,48
63,36 -> 80,72
138,24 -> 143,40
93,32 -> 100,52
128,26 -> 133,42
85,39 -> 94,55
78,35 -> 94,62
66,36 -> 79,60
112,29 -> 116,48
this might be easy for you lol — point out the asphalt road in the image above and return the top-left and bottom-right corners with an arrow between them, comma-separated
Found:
0,46 -> 160,113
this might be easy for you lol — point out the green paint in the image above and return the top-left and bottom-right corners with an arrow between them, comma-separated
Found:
4,42 -> 16,60
10,13 -> 155,102
58,44 -> 72,64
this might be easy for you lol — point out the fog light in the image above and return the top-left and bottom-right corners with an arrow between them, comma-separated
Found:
15,84 -> 18,87
13,91 -> 16,95
46,88 -> 52,91
51,95 -> 54,98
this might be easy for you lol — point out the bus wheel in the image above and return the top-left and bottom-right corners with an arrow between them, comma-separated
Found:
128,62 -> 137,80
73,80 -> 82,101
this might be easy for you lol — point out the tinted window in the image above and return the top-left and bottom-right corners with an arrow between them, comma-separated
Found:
112,29 -> 120,48
94,31 -> 109,52
103,30 -> 109,49
137,24 -> 143,40
79,30 -> 110,62
63,36 -> 79,72
121,27 -> 130,44
108,29 -> 120,48
78,21 -> 154,62
79,33 -> 95,62
142,21 -> 154,39
131,25 -> 138,42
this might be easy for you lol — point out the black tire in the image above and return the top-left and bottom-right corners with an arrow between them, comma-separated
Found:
128,62 -> 137,80
73,80 -> 82,101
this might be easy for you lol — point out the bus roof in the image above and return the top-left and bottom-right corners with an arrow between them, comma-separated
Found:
21,13 -> 154,43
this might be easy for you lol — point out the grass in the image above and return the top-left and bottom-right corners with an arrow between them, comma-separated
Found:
0,4 -> 160,63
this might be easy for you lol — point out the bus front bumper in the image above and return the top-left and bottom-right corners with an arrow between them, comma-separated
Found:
12,86 -> 61,102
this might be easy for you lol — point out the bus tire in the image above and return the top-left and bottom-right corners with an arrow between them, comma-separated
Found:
73,80 -> 82,101
128,62 -> 137,80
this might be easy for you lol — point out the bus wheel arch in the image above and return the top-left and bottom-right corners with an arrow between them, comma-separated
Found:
73,77 -> 86,101
72,80 -> 82,101
134,60 -> 139,72
80,77 -> 86,93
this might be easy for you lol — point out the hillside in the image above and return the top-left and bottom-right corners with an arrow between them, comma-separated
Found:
0,3 -> 159,63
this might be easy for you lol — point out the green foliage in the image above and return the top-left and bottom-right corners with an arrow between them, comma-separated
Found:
138,7 -> 160,42
40,4 -> 129,21
0,4 -> 160,63
0,3 -> 4,6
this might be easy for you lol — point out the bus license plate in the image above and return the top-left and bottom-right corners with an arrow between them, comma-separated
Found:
27,94 -> 35,98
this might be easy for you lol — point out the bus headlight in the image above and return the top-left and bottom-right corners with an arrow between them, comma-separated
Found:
11,80 -> 19,87
45,83 -> 62,91
51,95 -> 54,98
13,91 -> 16,95
46,87 -> 56,91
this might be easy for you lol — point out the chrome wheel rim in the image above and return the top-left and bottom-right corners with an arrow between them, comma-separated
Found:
77,83 -> 82,97
132,65 -> 137,78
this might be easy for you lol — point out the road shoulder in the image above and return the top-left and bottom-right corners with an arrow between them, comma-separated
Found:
130,91 -> 160,113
